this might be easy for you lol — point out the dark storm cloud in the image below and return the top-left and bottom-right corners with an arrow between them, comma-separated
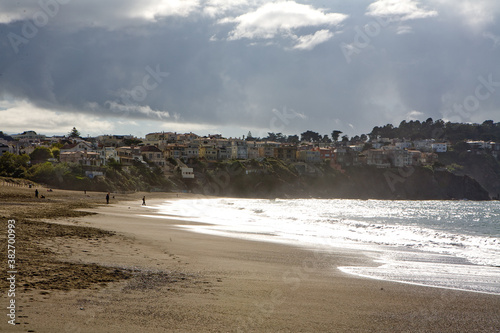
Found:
1,0 -> 500,137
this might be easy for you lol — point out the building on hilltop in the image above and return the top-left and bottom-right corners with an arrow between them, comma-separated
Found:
11,130 -> 46,143
97,135 -> 134,147
140,145 -> 165,167
296,150 -> 321,163
60,151 -> 102,166
98,147 -> 120,165
60,141 -> 95,153
199,145 -> 218,161
366,149 -> 390,168
116,146 -> 143,166
275,145 -> 298,162
431,142 -> 447,153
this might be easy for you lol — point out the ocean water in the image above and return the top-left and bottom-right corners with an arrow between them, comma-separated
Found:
146,198 -> 500,295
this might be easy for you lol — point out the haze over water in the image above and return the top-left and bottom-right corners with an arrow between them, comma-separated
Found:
148,198 -> 500,295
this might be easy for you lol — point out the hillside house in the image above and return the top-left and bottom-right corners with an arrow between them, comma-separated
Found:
431,143 -> 447,153
60,151 -> 102,166
230,141 -> 248,160
164,145 -> 184,160
11,131 -> 46,143
275,146 -> 297,162
140,145 -> 165,167
116,146 -> 143,165
98,147 -> 120,165
217,146 -> 232,160
181,167 -> 194,179
296,150 -> 321,163
247,146 -> 260,160
60,141 -> 95,153
199,146 -> 218,161
366,149 -> 391,168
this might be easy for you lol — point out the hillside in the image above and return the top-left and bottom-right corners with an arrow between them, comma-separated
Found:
438,152 -> 500,199
184,159 -> 490,200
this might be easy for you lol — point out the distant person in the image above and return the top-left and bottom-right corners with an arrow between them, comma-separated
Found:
106,192 -> 110,204
142,196 -> 146,206
35,189 -> 38,198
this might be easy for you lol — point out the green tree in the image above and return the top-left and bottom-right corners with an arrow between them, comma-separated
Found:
51,147 -> 60,160
123,138 -> 142,146
68,127 -> 81,138
30,147 -> 53,164
107,158 -> 122,171
51,142 -> 64,149
265,132 -> 277,141
29,162 -> 56,183
301,130 -> 321,142
331,130 -> 342,142
287,135 -> 299,143
0,153 -> 30,178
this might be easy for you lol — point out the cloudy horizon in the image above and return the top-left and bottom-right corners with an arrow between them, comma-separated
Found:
1,0 -> 500,139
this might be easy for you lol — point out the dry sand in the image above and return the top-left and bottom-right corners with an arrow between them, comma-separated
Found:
1,184 -> 500,332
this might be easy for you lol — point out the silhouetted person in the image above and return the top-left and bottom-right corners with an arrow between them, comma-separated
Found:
35,189 -> 38,198
106,192 -> 110,204
142,196 -> 146,206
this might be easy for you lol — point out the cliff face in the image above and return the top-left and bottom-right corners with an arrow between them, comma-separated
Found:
439,153 -> 500,199
298,167 -> 490,200
186,160 -> 491,200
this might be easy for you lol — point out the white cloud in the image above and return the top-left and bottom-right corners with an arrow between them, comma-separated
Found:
434,0 -> 500,32
293,29 -> 334,50
396,25 -> 413,34
0,100 -> 114,136
203,0 -> 265,17
366,0 -> 437,21
483,31 -> 500,47
406,110 -> 424,121
0,0 -> 200,29
133,0 -> 200,20
103,101 -> 172,120
220,1 -> 347,41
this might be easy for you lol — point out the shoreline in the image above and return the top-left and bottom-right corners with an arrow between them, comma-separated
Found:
1,189 -> 500,331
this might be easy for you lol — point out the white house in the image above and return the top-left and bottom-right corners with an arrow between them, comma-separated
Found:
431,143 -> 447,153
99,147 -> 120,164
395,141 -> 412,150
413,139 -> 434,152
60,141 -> 95,153
231,141 -> 248,160
181,167 -> 194,179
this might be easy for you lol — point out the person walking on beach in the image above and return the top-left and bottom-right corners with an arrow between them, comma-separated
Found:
35,189 -> 38,198
106,192 -> 110,204
142,196 -> 146,206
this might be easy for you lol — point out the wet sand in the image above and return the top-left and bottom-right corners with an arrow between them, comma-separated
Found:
1,185 -> 500,332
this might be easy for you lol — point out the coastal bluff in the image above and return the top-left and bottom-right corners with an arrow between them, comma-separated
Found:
187,161 -> 491,201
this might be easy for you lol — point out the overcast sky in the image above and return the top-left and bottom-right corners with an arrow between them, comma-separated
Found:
1,0 -> 500,139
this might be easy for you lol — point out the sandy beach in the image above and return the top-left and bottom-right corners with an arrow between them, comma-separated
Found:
1,184 -> 500,332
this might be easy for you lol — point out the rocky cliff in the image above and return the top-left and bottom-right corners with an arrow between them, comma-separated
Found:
185,159 -> 491,200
